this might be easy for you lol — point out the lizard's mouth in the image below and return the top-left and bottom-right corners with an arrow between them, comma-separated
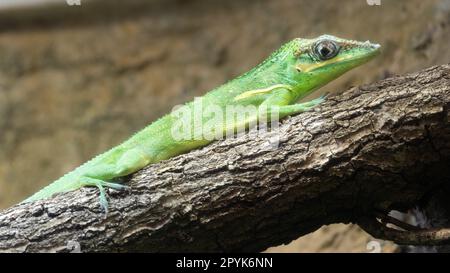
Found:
295,44 -> 380,73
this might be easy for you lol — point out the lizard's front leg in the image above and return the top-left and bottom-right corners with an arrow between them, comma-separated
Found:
273,95 -> 326,118
259,88 -> 327,119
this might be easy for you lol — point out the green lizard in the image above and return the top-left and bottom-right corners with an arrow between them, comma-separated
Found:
23,35 -> 380,212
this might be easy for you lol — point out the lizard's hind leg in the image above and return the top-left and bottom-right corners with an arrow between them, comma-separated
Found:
80,148 -> 152,212
79,176 -> 129,213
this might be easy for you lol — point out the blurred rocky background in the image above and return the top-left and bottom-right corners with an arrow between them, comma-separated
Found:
0,0 -> 449,252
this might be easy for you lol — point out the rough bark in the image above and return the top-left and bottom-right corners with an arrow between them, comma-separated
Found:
0,64 -> 449,253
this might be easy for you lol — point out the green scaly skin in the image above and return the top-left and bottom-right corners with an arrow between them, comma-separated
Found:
23,35 -> 380,212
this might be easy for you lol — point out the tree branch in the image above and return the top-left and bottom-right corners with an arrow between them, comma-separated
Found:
0,64 -> 449,253
359,217 -> 450,246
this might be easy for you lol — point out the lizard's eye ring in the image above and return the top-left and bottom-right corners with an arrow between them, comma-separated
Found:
313,40 -> 340,61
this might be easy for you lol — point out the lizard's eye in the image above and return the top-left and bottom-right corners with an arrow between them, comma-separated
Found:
313,40 -> 340,61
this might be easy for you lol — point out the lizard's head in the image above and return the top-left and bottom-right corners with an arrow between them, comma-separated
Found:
288,34 -> 380,97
